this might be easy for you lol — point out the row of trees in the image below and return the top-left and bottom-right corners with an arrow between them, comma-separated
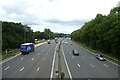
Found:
33,28 -> 55,40
71,7 -> 120,57
2,22 -> 56,51
2,22 -> 34,51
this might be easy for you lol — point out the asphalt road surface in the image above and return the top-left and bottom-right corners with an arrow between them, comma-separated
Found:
61,38 -> 119,80
2,40 -> 57,78
2,38 -> 119,80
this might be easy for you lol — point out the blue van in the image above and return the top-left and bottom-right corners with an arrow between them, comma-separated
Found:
20,43 -> 35,55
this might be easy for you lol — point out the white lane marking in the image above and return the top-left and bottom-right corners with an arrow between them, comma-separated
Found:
50,43 -> 58,80
20,67 -> 24,72
2,53 -> 21,64
36,67 -> 40,72
5,66 -> 10,70
104,64 -> 108,67
72,56 -> 74,59
90,64 -> 94,68
62,47 -> 72,80
20,58 -> 23,60
49,50 -> 50,52
42,58 -> 45,61
74,42 -> 119,66
78,64 -> 81,68
32,58 -> 34,60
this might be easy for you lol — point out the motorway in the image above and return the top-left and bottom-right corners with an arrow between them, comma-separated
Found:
61,39 -> 119,80
2,38 -> 119,80
2,40 -> 57,78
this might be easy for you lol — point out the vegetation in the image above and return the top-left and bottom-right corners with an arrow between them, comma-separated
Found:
33,28 -> 55,40
71,7 -> 120,59
2,22 -> 55,52
2,22 -> 34,51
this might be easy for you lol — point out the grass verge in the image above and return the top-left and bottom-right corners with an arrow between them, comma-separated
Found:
2,49 -> 19,60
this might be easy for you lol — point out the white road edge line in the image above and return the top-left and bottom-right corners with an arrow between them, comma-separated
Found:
104,64 -> 108,67
74,42 -> 119,66
20,67 -> 24,72
78,64 -> 81,68
62,46 -> 72,80
5,66 -> 10,70
37,67 -> 40,72
50,43 -> 58,80
2,42 -> 47,64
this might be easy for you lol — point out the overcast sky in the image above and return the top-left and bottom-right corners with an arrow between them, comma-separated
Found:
0,0 -> 119,34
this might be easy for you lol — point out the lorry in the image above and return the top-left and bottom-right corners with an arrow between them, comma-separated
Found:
20,43 -> 35,55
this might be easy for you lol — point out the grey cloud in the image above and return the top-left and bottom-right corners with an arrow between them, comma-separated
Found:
2,1 -> 28,15
1,1 -> 41,25
46,19 -> 90,26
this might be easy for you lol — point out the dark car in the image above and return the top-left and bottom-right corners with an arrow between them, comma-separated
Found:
73,49 -> 79,56
96,54 -> 105,61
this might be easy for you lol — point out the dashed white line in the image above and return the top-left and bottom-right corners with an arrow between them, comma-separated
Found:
5,66 -> 10,70
20,67 -> 24,72
21,58 -> 23,60
78,64 -> 81,68
36,67 -> 40,72
32,58 -> 34,60
72,56 -> 74,59
90,64 -> 94,68
42,58 -> 45,61
62,46 -> 72,80
104,64 -> 108,67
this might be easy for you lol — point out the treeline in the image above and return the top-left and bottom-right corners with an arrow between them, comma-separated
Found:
33,28 -> 55,40
71,7 -> 120,56
2,22 -> 55,51
2,22 -> 34,51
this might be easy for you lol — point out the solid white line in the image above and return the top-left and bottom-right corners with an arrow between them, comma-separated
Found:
104,64 -> 108,67
78,64 -> 81,68
37,67 -> 40,72
74,42 -> 119,66
91,64 -> 94,68
62,46 -> 72,80
32,58 -> 34,60
50,44 -> 58,80
5,66 -> 10,70
20,67 -> 24,72
21,58 -> 23,60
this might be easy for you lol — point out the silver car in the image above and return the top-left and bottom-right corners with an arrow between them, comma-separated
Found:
96,54 -> 105,61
